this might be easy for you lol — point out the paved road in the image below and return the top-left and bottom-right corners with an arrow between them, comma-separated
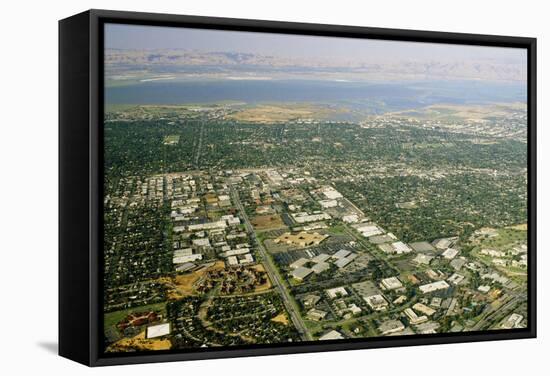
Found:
469,292 -> 526,331
229,185 -> 312,341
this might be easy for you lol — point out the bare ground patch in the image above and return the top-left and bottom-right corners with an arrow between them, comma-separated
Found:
106,331 -> 171,352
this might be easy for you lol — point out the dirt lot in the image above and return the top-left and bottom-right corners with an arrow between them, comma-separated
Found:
250,264 -> 273,293
227,104 -> 340,123
251,214 -> 286,231
507,223 -> 527,231
106,331 -> 171,352
271,312 -> 289,325
167,261 -> 225,299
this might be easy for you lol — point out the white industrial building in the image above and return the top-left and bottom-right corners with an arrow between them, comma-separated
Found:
146,323 -> 171,339
381,276 -> 404,290
419,280 -> 450,293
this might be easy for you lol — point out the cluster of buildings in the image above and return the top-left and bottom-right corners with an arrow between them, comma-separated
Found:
288,249 -> 358,281
167,173 -> 258,270
480,244 -> 528,269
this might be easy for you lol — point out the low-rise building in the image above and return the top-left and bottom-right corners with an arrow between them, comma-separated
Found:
364,294 -> 389,311
381,277 -> 404,291
415,321 -> 440,334
319,199 -> 338,209
378,320 -> 405,335
173,253 -> 202,264
392,241 -> 413,254
413,303 -> 436,316
501,313 -> 524,329
319,330 -> 344,341
413,254 -> 434,265
442,248 -> 459,259
289,257 -> 309,269
290,266 -> 313,281
306,308 -> 327,321
404,308 -> 428,325
326,286 -> 348,299
312,262 -> 330,274
448,273 -> 465,285
332,249 -> 351,259
342,214 -> 359,223
146,323 -> 171,339
478,285 -> 491,293
312,253 -> 330,263
419,280 -> 450,294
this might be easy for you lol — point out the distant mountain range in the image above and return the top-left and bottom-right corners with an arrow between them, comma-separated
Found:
105,49 -> 526,82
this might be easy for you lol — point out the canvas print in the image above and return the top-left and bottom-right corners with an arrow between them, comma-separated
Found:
102,23 -> 528,353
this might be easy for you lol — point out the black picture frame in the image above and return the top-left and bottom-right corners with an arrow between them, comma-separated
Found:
59,9 -> 537,367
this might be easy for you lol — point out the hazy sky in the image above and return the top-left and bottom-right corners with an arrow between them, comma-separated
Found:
105,23 -> 526,64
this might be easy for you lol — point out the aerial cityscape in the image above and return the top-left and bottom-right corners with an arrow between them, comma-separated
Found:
102,24 -> 528,353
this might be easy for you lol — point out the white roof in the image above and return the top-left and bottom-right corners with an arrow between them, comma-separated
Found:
442,248 -> 459,259
332,249 -> 351,259
289,257 -> 309,269
419,280 -> 450,293
322,187 -> 343,200
224,248 -> 250,257
227,256 -> 239,266
326,286 -> 348,299
392,241 -> 412,254
291,266 -> 313,280
173,248 -> 193,257
192,238 -> 211,247
312,253 -> 330,263
312,262 -> 330,274
381,277 -> 403,290
173,254 -> 202,264
319,330 -> 344,341
146,323 -> 170,339
335,258 -> 352,268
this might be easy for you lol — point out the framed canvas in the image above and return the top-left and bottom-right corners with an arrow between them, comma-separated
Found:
59,9 -> 536,366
